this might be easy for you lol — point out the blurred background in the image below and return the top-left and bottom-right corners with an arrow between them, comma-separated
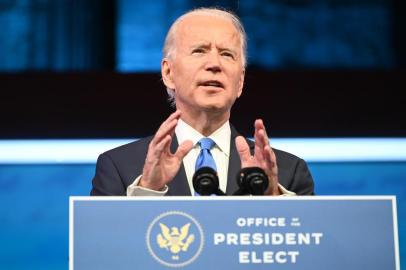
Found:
0,0 -> 405,269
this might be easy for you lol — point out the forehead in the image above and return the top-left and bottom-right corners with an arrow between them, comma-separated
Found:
175,14 -> 241,48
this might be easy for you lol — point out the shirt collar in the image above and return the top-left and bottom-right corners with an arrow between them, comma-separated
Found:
175,119 -> 231,157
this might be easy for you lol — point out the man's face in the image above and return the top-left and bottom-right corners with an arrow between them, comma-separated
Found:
162,15 -> 245,115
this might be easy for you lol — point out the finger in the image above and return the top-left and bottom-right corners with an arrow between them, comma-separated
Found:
264,145 -> 280,196
255,119 -> 269,147
168,118 -> 178,139
235,136 -> 252,167
254,127 -> 266,162
151,112 -> 180,145
163,130 -> 175,154
254,119 -> 264,130
254,120 -> 265,150
158,110 -> 181,133
258,130 -> 270,151
167,110 -> 182,121
162,111 -> 183,151
264,145 -> 278,173
254,141 -> 265,163
151,134 -> 172,159
174,140 -> 194,160
158,110 -> 181,132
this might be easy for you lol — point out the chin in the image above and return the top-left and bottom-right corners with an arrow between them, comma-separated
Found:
194,95 -> 235,112
199,102 -> 231,113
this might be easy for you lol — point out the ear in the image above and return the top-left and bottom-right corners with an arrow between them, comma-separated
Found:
237,68 -> 245,98
161,58 -> 176,90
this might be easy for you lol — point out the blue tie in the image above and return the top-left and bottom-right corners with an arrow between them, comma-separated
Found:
195,138 -> 217,171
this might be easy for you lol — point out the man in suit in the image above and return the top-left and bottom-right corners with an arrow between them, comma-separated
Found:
91,8 -> 314,196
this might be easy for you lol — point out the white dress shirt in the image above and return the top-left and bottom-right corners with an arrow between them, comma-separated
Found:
126,120 -> 295,196
176,119 -> 230,194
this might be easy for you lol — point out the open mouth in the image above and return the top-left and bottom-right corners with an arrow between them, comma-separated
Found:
199,80 -> 224,89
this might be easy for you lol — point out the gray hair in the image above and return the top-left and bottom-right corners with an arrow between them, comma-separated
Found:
162,7 -> 247,104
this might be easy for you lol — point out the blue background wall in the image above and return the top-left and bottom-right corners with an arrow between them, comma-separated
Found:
0,0 -> 398,71
117,0 -> 395,71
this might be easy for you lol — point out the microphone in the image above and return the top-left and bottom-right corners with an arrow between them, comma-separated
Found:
233,167 -> 269,196
193,167 -> 226,196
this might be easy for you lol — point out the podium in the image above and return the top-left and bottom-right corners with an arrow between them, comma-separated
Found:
69,196 -> 399,270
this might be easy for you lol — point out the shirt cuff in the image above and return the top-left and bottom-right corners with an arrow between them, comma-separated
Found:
126,175 -> 168,196
278,184 -> 296,196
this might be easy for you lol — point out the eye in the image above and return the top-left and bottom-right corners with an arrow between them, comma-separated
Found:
221,51 -> 235,59
192,48 -> 205,54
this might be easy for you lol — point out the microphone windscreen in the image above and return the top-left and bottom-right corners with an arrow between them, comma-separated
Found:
193,167 -> 219,196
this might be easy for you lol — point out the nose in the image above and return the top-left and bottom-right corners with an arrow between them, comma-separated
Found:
205,51 -> 221,73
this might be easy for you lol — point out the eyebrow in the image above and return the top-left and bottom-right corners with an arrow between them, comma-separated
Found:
190,42 -> 211,50
190,43 -> 238,55
218,47 -> 237,54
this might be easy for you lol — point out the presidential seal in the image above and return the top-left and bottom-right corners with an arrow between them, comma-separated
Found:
146,211 -> 204,268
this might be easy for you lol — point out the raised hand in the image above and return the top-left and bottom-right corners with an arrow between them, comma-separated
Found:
139,110 -> 193,191
235,119 -> 280,195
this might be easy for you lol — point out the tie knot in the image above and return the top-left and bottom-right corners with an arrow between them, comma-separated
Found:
198,138 -> 216,150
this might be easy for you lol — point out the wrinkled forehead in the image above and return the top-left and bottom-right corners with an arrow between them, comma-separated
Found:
175,14 -> 242,49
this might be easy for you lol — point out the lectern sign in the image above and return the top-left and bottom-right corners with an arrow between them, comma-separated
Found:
70,196 -> 399,270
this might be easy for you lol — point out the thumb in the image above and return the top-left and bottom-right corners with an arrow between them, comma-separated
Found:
174,140 -> 194,160
235,136 -> 251,167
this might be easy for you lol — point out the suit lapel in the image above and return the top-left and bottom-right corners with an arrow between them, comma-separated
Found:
166,136 -> 191,196
226,126 -> 255,195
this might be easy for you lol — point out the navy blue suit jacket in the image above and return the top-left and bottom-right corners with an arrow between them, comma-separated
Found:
91,127 -> 314,196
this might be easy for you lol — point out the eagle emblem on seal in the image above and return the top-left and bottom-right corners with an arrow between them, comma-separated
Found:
157,223 -> 195,256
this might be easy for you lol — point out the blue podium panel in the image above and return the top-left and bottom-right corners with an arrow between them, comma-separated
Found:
70,197 -> 399,270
